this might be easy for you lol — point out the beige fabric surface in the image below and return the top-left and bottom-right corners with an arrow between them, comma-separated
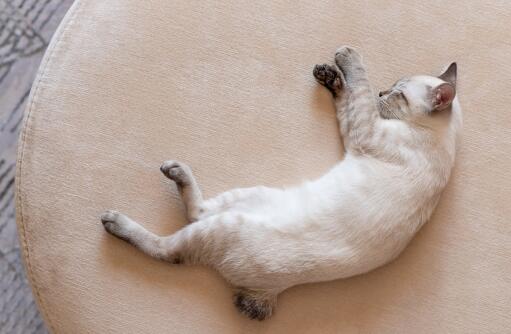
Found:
16,0 -> 511,333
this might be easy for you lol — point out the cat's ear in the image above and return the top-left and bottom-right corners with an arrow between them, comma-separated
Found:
438,62 -> 457,87
432,83 -> 456,111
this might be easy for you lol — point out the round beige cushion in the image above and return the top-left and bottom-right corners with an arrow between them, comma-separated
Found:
16,0 -> 511,333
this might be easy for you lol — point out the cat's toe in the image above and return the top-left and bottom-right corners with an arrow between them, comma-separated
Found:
101,210 -> 122,234
101,210 -> 120,224
160,160 -> 179,175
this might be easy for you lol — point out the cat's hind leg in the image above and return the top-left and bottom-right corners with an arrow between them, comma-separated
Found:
160,160 -> 204,222
101,210 -> 280,320
101,210 -> 179,262
101,210 -> 220,265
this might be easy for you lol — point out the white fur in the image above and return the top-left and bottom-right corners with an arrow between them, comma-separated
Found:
193,74 -> 462,294
101,48 -> 462,319
196,98 -> 461,290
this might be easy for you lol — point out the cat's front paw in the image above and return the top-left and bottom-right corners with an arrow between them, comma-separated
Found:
335,45 -> 362,68
160,160 -> 190,186
313,64 -> 342,95
100,210 -> 134,243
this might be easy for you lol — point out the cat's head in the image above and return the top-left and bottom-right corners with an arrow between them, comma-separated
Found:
378,63 -> 458,124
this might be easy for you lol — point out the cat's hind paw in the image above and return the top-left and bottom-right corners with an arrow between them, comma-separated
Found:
313,64 -> 342,96
100,210 -> 134,244
160,160 -> 191,187
101,210 -> 122,230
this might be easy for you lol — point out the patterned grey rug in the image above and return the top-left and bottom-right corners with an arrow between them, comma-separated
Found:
0,1 -> 73,333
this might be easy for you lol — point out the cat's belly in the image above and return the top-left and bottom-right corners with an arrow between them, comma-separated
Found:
223,198 -> 436,289
220,221 -> 415,290
213,156 -> 443,289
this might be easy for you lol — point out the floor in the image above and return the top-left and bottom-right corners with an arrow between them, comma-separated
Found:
0,1 -> 73,333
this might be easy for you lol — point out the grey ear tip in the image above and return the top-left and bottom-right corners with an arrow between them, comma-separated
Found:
449,62 -> 457,77
439,62 -> 457,84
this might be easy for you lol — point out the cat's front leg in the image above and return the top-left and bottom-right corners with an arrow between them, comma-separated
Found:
332,46 -> 380,153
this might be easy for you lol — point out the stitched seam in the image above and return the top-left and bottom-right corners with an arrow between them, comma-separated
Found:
15,1 -> 84,333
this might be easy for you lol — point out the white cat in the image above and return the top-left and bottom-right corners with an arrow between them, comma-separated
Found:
101,46 -> 461,320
